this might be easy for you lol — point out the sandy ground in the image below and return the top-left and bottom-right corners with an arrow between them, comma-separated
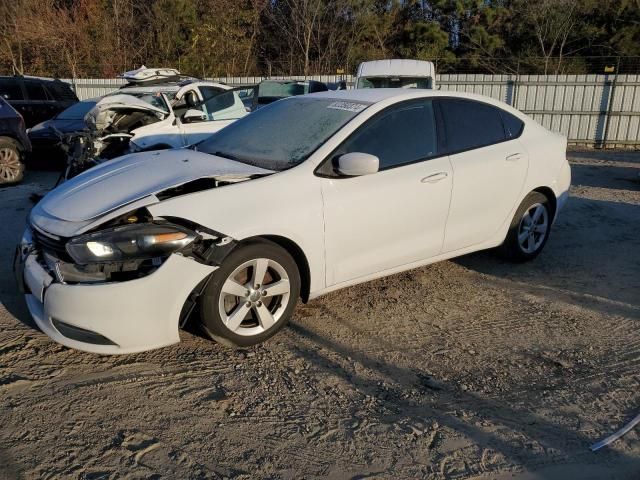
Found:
0,150 -> 639,480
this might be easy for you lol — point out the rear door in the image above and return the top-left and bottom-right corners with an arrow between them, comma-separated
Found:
40,83 -> 61,119
23,80 -> 52,127
436,98 -> 528,252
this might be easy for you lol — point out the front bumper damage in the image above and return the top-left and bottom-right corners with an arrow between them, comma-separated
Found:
15,227 -> 216,354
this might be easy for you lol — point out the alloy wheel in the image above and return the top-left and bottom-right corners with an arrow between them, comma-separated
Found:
218,257 -> 291,336
517,203 -> 549,254
0,147 -> 22,183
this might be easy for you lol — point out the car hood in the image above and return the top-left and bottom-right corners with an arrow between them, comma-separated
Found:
85,94 -> 169,133
29,118 -> 87,137
34,149 -> 274,224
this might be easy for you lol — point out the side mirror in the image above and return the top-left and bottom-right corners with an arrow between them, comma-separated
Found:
183,109 -> 206,123
337,152 -> 379,177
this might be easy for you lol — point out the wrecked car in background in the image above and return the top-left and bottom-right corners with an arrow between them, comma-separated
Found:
60,67 -> 248,179
27,99 -> 98,163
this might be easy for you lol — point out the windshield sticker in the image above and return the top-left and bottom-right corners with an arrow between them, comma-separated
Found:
327,101 -> 368,113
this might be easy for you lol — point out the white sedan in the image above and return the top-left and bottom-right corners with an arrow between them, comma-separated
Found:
16,89 -> 571,354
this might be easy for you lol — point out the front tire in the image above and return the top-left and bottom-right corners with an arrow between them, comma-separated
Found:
199,240 -> 300,348
500,192 -> 552,262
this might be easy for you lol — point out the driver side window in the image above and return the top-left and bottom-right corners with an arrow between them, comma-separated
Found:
321,99 -> 437,175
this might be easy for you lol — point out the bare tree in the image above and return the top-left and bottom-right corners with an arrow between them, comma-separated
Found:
0,0 -> 28,74
267,0 -> 330,75
516,0 -> 582,74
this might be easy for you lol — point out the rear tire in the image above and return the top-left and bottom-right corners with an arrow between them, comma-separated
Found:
0,139 -> 25,185
500,192 -> 552,262
199,240 -> 300,348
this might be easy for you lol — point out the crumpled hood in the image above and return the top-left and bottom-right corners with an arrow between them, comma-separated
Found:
35,149 -> 273,223
85,94 -> 168,132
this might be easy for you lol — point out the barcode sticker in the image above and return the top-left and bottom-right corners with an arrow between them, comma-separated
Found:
327,101 -> 368,112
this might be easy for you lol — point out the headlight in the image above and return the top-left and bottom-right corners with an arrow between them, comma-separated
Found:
66,223 -> 197,265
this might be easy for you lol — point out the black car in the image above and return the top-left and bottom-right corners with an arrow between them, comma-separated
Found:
0,76 -> 78,128
0,97 -> 31,184
28,98 -> 98,161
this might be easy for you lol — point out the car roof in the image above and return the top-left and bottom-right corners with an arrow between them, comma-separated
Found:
307,88 -> 421,103
306,88 -> 528,118
0,75 -> 66,82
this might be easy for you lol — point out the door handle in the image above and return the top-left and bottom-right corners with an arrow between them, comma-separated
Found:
421,172 -> 448,183
506,153 -> 523,162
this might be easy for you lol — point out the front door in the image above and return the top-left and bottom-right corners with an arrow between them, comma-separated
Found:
320,99 -> 453,286
178,86 -> 248,146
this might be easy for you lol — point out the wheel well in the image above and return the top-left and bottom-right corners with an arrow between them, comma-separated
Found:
250,235 -> 311,303
533,186 -> 557,219
0,135 -> 24,151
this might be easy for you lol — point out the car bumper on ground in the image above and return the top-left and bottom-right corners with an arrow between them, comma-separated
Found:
15,229 -> 215,354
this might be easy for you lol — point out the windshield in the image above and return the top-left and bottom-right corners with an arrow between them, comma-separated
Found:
56,100 -> 98,119
197,97 -> 369,171
127,92 -> 170,112
110,89 -> 174,112
357,76 -> 432,89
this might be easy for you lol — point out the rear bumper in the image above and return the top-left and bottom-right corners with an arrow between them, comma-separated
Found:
553,160 -> 571,222
17,229 -> 216,354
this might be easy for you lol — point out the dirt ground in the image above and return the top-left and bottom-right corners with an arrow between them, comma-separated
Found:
1,150 -> 639,480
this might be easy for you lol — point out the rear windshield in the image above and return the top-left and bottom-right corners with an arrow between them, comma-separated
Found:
56,100 -> 97,119
197,97 -> 369,171
48,82 -> 77,101
357,77 -> 432,89
258,82 -> 308,99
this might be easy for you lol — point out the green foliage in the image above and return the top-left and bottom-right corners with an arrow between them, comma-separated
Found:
0,0 -> 637,76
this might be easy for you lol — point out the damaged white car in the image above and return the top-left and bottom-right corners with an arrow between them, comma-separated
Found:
16,89 -> 570,354
63,77 -> 248,178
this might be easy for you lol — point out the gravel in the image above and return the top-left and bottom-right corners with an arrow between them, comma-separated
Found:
0,150 -> 639,479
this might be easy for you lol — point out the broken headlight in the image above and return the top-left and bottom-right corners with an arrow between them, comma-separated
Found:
66,223 -> 197,265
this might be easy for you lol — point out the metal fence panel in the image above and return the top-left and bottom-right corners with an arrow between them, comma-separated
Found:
63,74 -> 640,148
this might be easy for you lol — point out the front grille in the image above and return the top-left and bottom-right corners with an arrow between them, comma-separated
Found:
31,227 -> 72,261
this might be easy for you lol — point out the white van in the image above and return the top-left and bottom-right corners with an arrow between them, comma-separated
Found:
354,59 -> 436,89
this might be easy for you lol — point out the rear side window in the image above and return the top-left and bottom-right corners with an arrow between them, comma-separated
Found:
0,78 -> 23,100
335,100 -> 437,170
25,81 -> 49,100
49,82 -> 77,101
500,110 -> 524,138
438,98 -> 506,153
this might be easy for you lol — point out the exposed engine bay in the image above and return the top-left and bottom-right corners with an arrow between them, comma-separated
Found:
57,94 -> 170,182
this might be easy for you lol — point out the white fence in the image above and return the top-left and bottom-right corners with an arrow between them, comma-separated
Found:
63,74 -> 640,148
